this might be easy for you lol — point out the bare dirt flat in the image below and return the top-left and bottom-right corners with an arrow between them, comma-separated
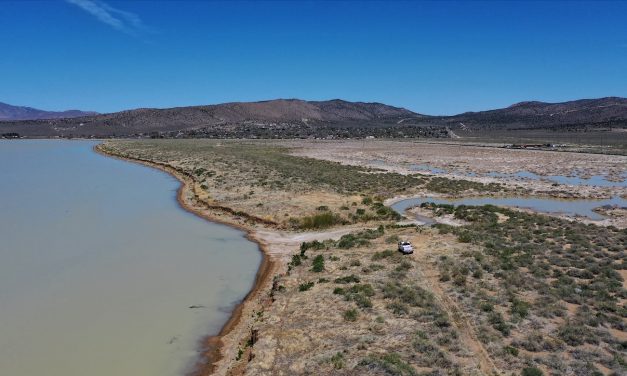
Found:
287,139 -> 626,198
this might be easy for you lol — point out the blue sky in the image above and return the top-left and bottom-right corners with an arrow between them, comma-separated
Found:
1,1 -> 626,115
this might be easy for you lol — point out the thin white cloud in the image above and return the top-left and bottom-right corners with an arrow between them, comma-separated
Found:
66,0 -> 145,35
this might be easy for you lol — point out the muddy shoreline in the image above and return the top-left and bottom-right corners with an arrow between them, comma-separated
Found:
95,144 -> 277,376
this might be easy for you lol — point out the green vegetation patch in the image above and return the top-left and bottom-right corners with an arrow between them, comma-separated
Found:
343,308 -> 359,322
337,225 -> 385,249
334,283 -> 375,309
298,281 -> 315,292
426,202 -> 627,373
358,353 -> 417,376
311,255 -> 325,272
425,176 -> 503,194
334,274 -> 361,284
299,211 -> 344,229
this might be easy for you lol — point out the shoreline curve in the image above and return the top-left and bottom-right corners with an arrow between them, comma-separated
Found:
94,143 -> 277,376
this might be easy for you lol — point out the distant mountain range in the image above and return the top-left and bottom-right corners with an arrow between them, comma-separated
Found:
0,102 -> 97,121
439,97 -> 627,131
1,97 -> 625,138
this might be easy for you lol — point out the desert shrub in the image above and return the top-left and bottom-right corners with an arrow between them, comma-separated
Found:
386,235 -> 400,244
504,345 -> 519,356
299,212 -> 342,229
534,296 -> 566,318
347,284 -> 375,296
387,301 -> 410,315
298,281 -> 314,292
372,249 -> 397,261
381,281 -> 435,308
557,322 -> 597,346
358,353 -> 416,376
337,284 -> 375,309
489,311 -> 511,336
435,327 -> 458,346
300,240 -> 325,253
567,268 -> 594,279
426,177 -> 502,194
516,332 -> 562,352
412,336 -> 451,367
312,255 -> 325,272
480,302 -> 494,312
434,223 -> 452,234
337,227 -> 385,249
337,234 -> 369,249
610,353 -> 626,370
521,367 -> 543,376
375,205 -> 402,220
510,297 -> 531,319
458,231 -> 473,243
290,254 -> 302,267
472,268 -> 484,279
351,293 -> 373,308
395,260 -> 413,272
330,352 -> 345,369
433,312 -> 451,328
388,268 -> 408,280
335,274 -> 360,284
453,273 -> 466,286
343,308 -> 359,321
363,263 -> 385,273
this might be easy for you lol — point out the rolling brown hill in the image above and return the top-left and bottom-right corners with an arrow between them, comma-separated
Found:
0,102 -> 97,121
0,99 -> 433,138
441,97 -> 627,130
1,97 -> 626,138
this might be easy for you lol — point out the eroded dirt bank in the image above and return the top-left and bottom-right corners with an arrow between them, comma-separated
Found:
96,143 -> 383,375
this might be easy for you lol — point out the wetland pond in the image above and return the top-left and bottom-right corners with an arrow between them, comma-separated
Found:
0,140 -> 261,376
391,162 -> 626,221
391,196 -> 627,221
485,171 -> 627,188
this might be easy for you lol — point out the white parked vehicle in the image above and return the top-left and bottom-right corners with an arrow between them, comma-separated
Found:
397,241 -> 413,254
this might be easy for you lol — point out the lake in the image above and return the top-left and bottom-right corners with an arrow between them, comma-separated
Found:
0,140 -> 261,376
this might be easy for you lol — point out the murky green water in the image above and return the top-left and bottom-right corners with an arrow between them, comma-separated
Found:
0,140 -> 261,376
